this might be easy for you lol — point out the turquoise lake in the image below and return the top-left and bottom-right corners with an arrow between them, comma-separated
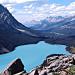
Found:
0,42 -> 69,72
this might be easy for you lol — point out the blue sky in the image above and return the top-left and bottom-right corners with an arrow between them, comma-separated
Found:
1,0 -> 75,23
49,0 -> 75,5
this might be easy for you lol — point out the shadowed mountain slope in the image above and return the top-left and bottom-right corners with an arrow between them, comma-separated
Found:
0,4 -> 43,54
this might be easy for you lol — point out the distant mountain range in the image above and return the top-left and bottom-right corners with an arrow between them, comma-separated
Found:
30,15 -> 75,54
30,16 -> 75,30
0,4 -> 75,54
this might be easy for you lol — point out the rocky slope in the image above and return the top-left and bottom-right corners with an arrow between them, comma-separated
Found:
28,54 -> 75,75
2,54 -> 75,75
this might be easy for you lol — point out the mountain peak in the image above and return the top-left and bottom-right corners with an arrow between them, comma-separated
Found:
0,4 -> 12,23
0,4 -> 6,13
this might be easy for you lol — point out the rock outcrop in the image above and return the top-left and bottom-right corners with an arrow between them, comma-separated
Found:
29,54 -> 75,75
1,58 -> 27,75
1,54 -> 75,75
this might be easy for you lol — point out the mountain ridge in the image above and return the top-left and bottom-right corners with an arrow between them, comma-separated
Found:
0,4 -> 43,54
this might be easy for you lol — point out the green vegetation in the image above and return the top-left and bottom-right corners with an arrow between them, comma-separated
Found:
68,65 -> 75,75
53,72 -> 60,75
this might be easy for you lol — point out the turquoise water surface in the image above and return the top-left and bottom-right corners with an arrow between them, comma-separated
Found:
0,42 -> 69,72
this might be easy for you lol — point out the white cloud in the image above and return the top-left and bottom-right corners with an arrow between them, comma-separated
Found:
35,2 -> 75,17
66,2 -> 75,11
0,0 -> 36,4
2,1 -> 75,23
4,4 -> 15,12
14,0 -> 34,3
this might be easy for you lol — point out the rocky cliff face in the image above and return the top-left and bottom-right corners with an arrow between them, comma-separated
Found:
28,54 -> 75,75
